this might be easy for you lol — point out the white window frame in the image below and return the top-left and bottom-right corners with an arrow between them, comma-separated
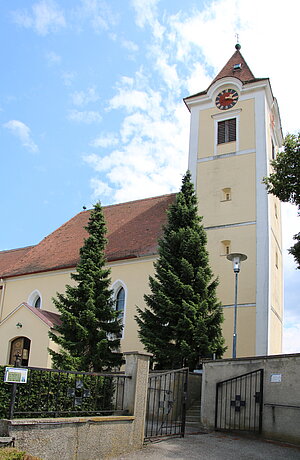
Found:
28,290 -> 42,309
111,280 -> 127,339
212,109 -> 241,155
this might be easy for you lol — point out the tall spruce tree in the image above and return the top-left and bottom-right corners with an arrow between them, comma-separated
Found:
135,171 -> 226,370
49,202 -> 123,372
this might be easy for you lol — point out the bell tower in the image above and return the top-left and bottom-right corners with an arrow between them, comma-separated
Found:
184,45 -> 283,357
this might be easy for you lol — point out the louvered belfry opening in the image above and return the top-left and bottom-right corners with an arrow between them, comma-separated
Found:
218,118 -> 236,144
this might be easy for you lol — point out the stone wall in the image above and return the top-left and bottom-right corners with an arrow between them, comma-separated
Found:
201,353 -> 300,445
3,352 -> 151,460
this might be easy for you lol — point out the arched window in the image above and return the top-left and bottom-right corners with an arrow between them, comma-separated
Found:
112,281 -> 127,339
116,287 -> 125,316
34,297 -> 41,309
28,290 -> 42,309
9,337 -> 31,366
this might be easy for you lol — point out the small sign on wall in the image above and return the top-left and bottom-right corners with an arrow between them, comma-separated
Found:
270,373 -> 282,383
4,367 -> 28,383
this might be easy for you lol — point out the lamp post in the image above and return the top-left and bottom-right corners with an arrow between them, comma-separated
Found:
226,252 -> 247,359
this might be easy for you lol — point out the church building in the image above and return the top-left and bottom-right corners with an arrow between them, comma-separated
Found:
0,45 -> 283,368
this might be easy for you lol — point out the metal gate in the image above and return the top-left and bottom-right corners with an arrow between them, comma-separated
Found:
145,368 -> 188,440
215,369 -> 264,434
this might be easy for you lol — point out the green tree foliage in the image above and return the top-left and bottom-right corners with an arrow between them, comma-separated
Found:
135,171 -> 226,370
0,366 -> 116,419
264,133 -> 300,268
49,202 -> 123,371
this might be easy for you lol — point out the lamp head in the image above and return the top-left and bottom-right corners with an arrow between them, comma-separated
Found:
226,252 -> 247,273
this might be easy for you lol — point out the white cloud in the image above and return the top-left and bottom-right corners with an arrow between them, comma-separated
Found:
84,65 -> 189,203
121,39 -> 139,52
131,0 -> 164,40
68,110 -> 102,124
71,87 -> 99,107
109,89 -> 152,113
283,306 -> 300,354
76,0 -> 117,32
90,178 -> 113,199
90,134 -> 119,148
62,71 -> 76,86
46,51 -> 61,65
12,0 -> 66,36
3,120 -> 39,153
154,55 -> 179,92
283,323 -> 300,354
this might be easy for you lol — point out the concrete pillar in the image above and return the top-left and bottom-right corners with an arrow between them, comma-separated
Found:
123,351 -> 151,445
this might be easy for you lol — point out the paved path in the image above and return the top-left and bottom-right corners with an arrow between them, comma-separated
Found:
112,432 -> 300,459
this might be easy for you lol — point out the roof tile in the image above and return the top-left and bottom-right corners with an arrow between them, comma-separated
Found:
0,194 -> 176,278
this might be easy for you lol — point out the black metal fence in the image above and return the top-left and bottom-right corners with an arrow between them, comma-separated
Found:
145,368 -> 188,439
0,366 -> 130,419
215,368 -> 264,433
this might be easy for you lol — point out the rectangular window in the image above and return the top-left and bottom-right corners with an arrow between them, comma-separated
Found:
218,118 -> 236,144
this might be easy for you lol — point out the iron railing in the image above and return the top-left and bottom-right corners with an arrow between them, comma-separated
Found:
145,368 -> 188,439
2,366 -> 130,419
215,368 -> 264,433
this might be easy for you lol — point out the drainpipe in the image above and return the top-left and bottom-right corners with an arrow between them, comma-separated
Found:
0,278 -> 6,322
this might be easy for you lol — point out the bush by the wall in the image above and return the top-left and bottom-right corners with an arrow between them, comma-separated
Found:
0,449 -> 42,460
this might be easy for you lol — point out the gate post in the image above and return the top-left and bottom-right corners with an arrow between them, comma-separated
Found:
123,352 -> 152,445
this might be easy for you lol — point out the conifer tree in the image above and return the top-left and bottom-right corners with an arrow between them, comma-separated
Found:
135,171 -> 225,370
49,202 -> 123,372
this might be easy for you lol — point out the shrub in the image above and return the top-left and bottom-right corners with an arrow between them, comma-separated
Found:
0,448 -> 42,460
0,448 -> 25,460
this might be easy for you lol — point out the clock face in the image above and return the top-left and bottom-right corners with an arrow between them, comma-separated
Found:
215,89 -> 239,110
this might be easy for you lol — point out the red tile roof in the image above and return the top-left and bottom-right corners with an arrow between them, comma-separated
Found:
24,303 -> 62,328
210,48 -> 255,85
0,194 -> 176,278
0,246 -> 34,277
184,47 -> 267,105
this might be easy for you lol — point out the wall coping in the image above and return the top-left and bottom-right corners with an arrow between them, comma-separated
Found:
203,352 -> 300,364
9,416 -> 135,426
123,351 -> 152,357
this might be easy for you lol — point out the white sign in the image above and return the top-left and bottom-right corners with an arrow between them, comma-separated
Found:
4,367 -> 28,384
270,373 -> 282,383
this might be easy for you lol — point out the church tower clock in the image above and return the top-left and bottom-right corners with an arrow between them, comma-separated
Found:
184,44 -> 283,357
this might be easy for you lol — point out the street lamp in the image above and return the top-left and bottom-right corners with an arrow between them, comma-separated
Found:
226,252 -> 247,359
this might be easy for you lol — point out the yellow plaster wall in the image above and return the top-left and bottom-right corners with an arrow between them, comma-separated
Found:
269,310 -> 283,355
222,306 -> 256,358
196,153 -> 256,227
110,258 -> 155,353
0,306 -> 53,366
270,232 -> 283,318
0,258 -> 155,367
205,225 -> 256,306
1,271 -> 74,320
198,99 -> 255,158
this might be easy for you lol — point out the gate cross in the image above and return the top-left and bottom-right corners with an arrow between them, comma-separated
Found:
230,394 -> 246,412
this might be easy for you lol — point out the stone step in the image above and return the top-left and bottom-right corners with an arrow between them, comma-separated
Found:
0,436 -> 14,447
186,417 -> 200,422
186,412 -> 200,418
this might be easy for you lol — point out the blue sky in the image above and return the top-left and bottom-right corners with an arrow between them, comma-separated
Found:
1,0 -> 299,352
